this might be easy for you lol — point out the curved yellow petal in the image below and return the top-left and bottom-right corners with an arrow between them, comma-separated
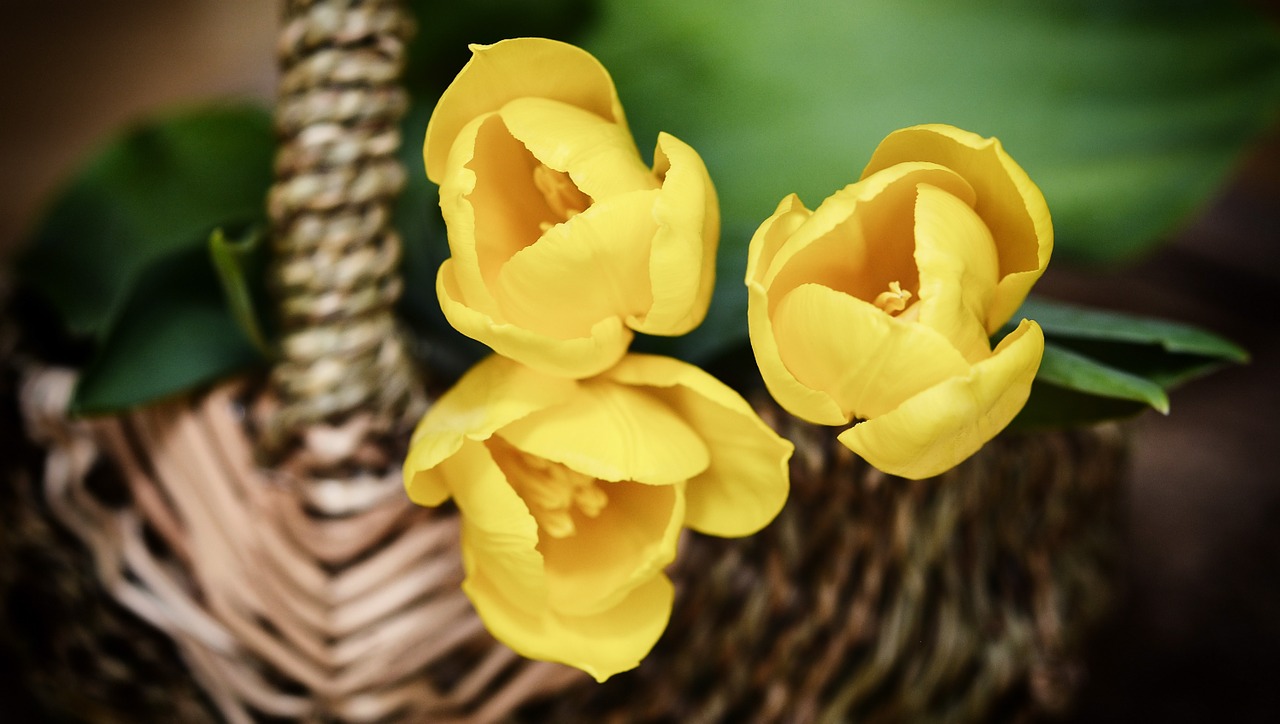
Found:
540,481 -> 683,616
496,377 -> 710,486
403,355 -> 573,506
837,319 -> 1044,480
745,194 -> 812,284
861,124 -> 1052,331
425,38 -> 627,184
464,568 -> 673,682
605,354 -> 793,537
772,283 -> 970,420
493,189 -> 658,340
438,261 -> 632,378
912,182 -> 999,362
630,132 -> 719,335
450,440 -> 546,600
747,278 -> 846,426
499,97 -> 656,200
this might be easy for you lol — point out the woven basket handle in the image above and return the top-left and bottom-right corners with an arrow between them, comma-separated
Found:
264,0 -> 422,459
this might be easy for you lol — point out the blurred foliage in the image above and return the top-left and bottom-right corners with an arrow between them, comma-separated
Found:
584,0 -> 1280,265
70,240 -> 263,415
19,106 -> 275,338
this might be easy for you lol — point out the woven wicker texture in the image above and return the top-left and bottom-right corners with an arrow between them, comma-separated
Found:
9,362 -> 585,723
265,0 -> 422,454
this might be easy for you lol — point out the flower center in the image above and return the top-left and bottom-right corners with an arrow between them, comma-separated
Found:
533,164 -> 591,230
873,280 -> 913,315
491,439 -> 608,539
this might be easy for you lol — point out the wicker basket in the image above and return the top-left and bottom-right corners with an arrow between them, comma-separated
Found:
0,1 -> 1127,721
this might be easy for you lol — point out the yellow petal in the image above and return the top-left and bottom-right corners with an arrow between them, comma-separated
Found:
629,132 -> 719,335
438,261 -> 633,378
913,182 -> 1000,362
464,568 -> 674,682
424,38 -> 627,184
450,440 -> 546,600
745,196 -> 846,424
496,377 -> 710,486
747,278 -> 847,425
605,354 -> 793,537
540,481 -> 683,616
493,189 -> 659,340
403,355 -> 574,506
745,194 -> 811,285
862,124 -> 1052,331
498,97 -> 656,200
837,319 -> 1045,480
772,283 -> 970,420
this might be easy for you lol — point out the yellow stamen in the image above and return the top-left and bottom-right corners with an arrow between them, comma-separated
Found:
873,281 -> 913,315
488,438 -> 609,539
533,164 -> 591,224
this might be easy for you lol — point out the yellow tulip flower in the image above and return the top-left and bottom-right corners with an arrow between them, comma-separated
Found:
424,38 -> 720,378
746,124 -> 1051,480
403,354 -> 791,681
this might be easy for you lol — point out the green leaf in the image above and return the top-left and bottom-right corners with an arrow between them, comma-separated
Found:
1016,295 -> 1249,363
1036,341 -> 1169,413
19,104 -> 275,338
583,0 -> 1280,274
1005,296 -> 1249,427
209,225 -> 274,357
71,243 -> 266,415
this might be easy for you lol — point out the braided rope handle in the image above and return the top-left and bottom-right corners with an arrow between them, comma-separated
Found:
265,0 -> 423,457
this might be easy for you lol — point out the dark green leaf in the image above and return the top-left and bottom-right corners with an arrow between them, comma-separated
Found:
1036,341 -> 1169,413
19,104 -> 275,338
71,243 -> 265,415
584,0 -> 1280,271
1017,295 -> 1248,363
209,224 -> 273,357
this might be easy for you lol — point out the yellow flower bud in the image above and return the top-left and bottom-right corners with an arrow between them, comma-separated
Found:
746,124 -> 1052,479
424,38 -> 720,378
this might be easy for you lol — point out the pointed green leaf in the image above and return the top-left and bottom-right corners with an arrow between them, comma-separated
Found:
71,243 -> 266,415
1017,296 -> 1248,362
1036,341 -> 1169,413
209,225 -> 274,357
19,104 -> 274,338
